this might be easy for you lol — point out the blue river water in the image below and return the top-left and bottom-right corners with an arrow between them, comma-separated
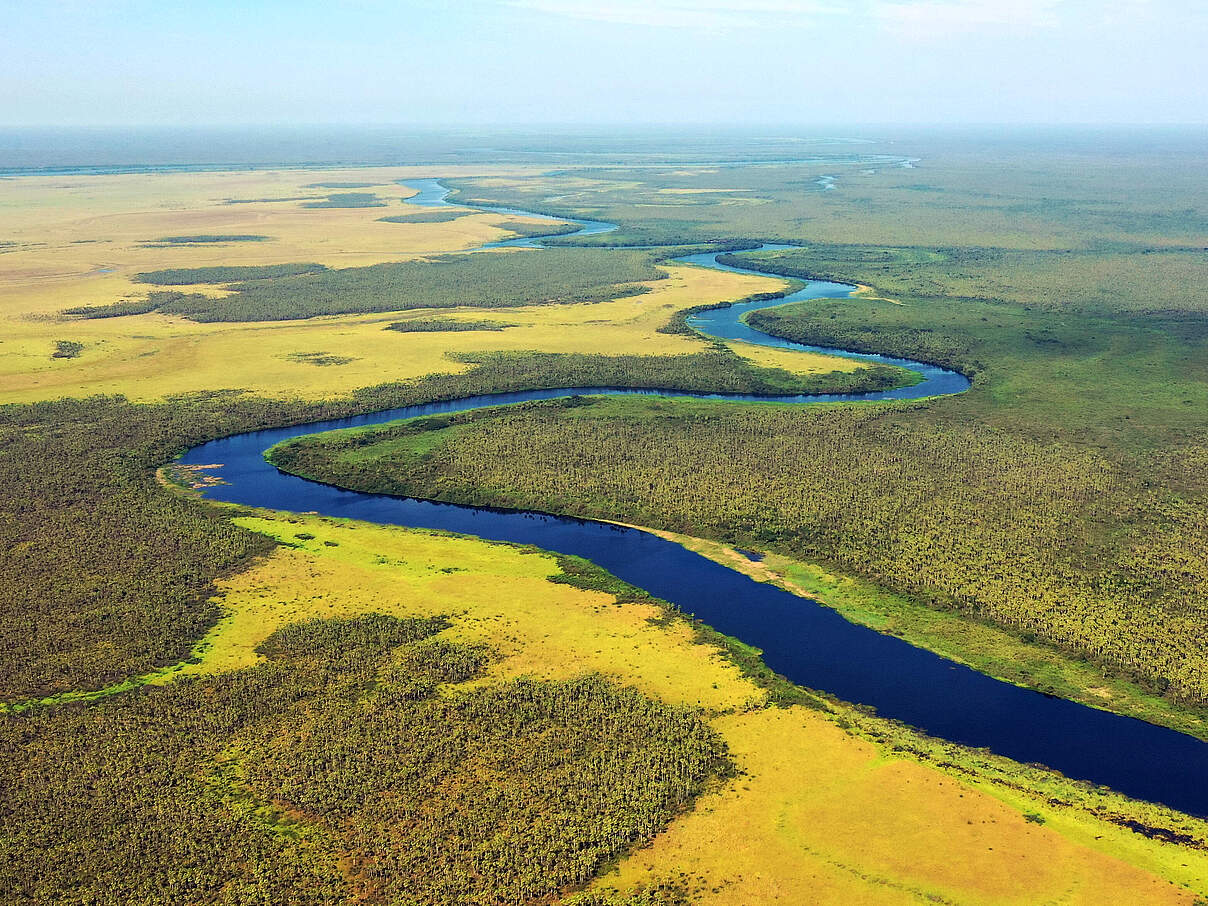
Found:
178,179 -> 1208,818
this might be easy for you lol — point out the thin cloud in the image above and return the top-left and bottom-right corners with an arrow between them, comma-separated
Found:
873,0 -> 1063,37
506,0 -> 845,30
504,0 -> 1181,39
1094,0 -> 1154,27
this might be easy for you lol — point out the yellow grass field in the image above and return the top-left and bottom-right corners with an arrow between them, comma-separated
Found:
0,167 -> 533,313
174,512 -> 1208,904
0,168 -> 859,403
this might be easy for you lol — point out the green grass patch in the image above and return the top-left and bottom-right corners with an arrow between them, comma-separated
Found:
143,234 -> 270,245
301,192 -> 387,208
384,318 -> 514,332
377,210 -> 467,224
50,340 -> 84,359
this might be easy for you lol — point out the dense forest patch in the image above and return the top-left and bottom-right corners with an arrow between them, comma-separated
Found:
0,344 -> 888,703
136,262 -> 328,285
0,613 -> 727,904
50,340 -> 83,359
63,297 -> 162,318
123,249 -> 662,321
224,195 -> 318,204
284,350 -> 357,366
0,394 -> 277,701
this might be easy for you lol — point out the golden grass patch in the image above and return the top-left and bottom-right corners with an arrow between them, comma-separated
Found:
0,263 -> 810,403
0,169 -> 870,404
723,337 -> 864,375
603,706 -> 1197,905
174,514 -> 756,713
854,282 -> 904,305
165,511 -> 1208,904
0,166 -> 551,315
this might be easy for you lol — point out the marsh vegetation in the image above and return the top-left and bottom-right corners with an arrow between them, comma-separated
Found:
121,249 -> 663,321
3,137 -> 1208,902
0,613 -> 726,905
0,343 -> 892,703
270,151 -> 1208,714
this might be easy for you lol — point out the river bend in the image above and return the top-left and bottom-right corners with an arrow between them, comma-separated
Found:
177,178 -> 1208,818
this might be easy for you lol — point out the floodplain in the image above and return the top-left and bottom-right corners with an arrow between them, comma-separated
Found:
3,133 -> 1208,904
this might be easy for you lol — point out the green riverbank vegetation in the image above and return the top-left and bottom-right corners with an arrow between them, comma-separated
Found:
0,345 -> 900,704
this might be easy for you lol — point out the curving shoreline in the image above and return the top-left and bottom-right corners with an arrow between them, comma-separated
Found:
174,179 -> 1208,818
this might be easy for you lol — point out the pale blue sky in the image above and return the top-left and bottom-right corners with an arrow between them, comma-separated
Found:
2,0 -> 1205,125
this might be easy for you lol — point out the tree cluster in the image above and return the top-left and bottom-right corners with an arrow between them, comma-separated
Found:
0,614 -> 726,905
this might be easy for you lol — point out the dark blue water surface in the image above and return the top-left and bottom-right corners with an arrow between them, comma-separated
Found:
177,181 -> 1208,818
680,244 -> 969,401
400,177 -> 616,248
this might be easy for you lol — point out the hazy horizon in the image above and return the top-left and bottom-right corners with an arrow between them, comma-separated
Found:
3,1 -> 1206,128
2,122 -> 1203,174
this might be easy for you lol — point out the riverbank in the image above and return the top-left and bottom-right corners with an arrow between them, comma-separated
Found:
143,509 -> 1208,902
643,527 -> 1208,742
184,179 -> 1208,818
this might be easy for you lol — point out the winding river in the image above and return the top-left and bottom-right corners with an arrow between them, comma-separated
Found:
178,179 -> 1208,818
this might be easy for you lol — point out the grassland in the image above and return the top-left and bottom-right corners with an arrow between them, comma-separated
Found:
1,255 -> 886,402
0,344 -> 893,706
3,140 -> 1208,903
1,167 -> 866,401
0,164 -> 588,327
0,262 -> 852,403
7,511 -> 1204,903
0,167 -> 540,308
316,153 -> 1206,723
130,247 -> 664,321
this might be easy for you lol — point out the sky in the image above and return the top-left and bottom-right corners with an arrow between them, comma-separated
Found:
2,0 -> 1206,126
